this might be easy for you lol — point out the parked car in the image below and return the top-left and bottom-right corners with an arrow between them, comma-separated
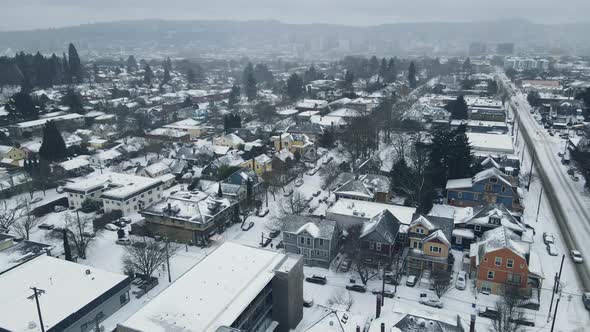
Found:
456,271 -> 467,290
406,275 -> 417,287
116,238 -> 132,246
384,272 -> 399,285
346,285 -> 367,293
561,158 -> 571,165
478,307 -> 500,319
113,220 -> 127,228
583,292 -> 590,310
372,290 -> 395,298
305,275 -> 327,285
276,241 -> 284,249
572,175 -> 580,182
241,221 -> 255,231
313,191 -> 321,197
546,243 -> 558,256
269,230 -> 281,238
419,296 -> 443,308
543,232 -> 555,244
558,152 -> 564,157
295,179 -> 304,187
322,158 -> 330,165
38,223 -> 55,230
303,297 -> 314,308
304,196 -> 313,203
257,208 -> 269,217
82,231 -> 96,238
104,223 -> 119,231
54,206 -> 67,213
571,250 -> 584,264
340,259 -> 352,272
283,189 -> 294,197
119,217 -> 132,224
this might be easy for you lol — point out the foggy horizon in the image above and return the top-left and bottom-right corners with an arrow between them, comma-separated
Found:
2,0 -> 590,31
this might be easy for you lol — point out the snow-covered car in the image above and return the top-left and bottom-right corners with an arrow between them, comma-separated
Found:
241,221 -> 255,231
406,275 -> 417,287
303,297 -> 314,308
295,179 -> 304,187
38,223 -> 55,230
116,238 -> 132,246
283,189 -> 294,197
345,285 -> 366,293
546,243 -> 558,256
257,208 -> 269,217
543,232 -> 555,245
104,223 -> 119,231
312,191 -> 321,197
571,250 -> 584,264
306,275 -> 327,285
455,271 -> 467,290
53,205 -> 67,212
419,296 -> 443,308
269,230 -> 281,238
119,217 -> 132,224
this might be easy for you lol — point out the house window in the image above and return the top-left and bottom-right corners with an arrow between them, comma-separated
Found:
319,239 -> 324,246
376,243 -> 382,251
457,192 -> 463,199
316,250 -> 320,256
474,193 -> 479,200
507,259 -> 514,268
520,264 -> 525,269
120,292 -> 130,305
482,284 -> 492,293
306,238 -> 311,245
474,225 -> 481,231
484,257 -> 488,262
369,241 -> 375,249
412,241 -> 419,249
430,245 -> 442,253
487,271 -> 495,280
485,184 -> 493,191
501,186 -> 506,193
323,251 -> 327,257
495,257 -> 502,266
490,217 -> 500,225
490,177 -> 498,183
416,227 -> 425,234
300,237 -> 304,244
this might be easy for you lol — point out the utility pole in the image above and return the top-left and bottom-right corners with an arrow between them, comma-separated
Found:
526,151 -> 535,190
165,238 -> 171,283
28,287 -> 46,332
557,254 -> 565,288
548,272 -> 558,322
535,187 -> 543,222
550,296 -> 561,332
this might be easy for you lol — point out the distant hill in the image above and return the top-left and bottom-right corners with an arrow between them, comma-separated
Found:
1,19 -> 589,57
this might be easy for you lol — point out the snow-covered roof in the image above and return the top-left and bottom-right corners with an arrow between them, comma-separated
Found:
470,227 -> 530,266
58,156 -> 90,171
283,215 -> 337,239
360,210 -> 400,244
327,199 -> 416,224
445,178 -> 472,190
0,255 -> 128,332
141,191 -> 233,225
297,222 -> 321,238
119,242 -> 298,332
144,162 -> 170,176
410,215 -> 436,230
473,167 -> 512,188
467,132 -> 514,154
422,229 -> 451,246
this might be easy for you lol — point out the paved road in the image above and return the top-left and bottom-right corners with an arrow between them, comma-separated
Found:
498,73 -> 590,290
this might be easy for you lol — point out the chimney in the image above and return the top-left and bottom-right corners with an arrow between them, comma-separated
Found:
167,203 -> 172,212
380,323 -> 385,332
375,295 -> 381,318
356,326 -> 360,332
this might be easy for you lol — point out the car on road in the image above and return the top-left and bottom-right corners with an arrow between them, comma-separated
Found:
478,307 -> 500,320
558,152 -> 564,157
54,206 -> 67,212
571,250 -> 584,264
543,232 -> 555,244
419,296 -> 443,308
305,275 -> 327,285
312,191 -> 321,197
283,189 -> 294,197
113,220 -> 127,228
119,217 -> 132,224
372,290 -> 395,298
257,208 -> 269,217
303,297 -> 314,308
295,179 -> 304,187
546,243 -> 558,256
406,275 -> 417,287
116,238 -> 132,246
269,230 -> 281,238
241,221 -> 255,231
455,271 -> 467,290
583,292 -> 590,310
38,223 -> 55,230
346,285 -> 367,293
104,223 -> 119,231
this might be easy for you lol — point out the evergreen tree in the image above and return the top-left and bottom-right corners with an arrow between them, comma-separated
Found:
462,57 -> 472,73
217,183 -> 223,198
253,63 -> 273,84
286,73 -> 304,100
242,62 -> 255,88
304,65 -> 320,83
343,70 -> 354,91
386,58 -> 397,83
6,90 -> 37,120
368,56 -> 379,76
448,124 -> 473,180
379,58 -> 388,79
68,43 -> 83,83
126,55 -> 137,72
39,121 -> 67,162
62,52 -> 70,83
446,95 -> 468,119
186,68 -> 195,84
408,61 -> 417,89
245,73 -> 257,101
163,67 -> 171,84
143,64 -> 153,85
164,57 -> 173,71
228,84 -> 240,107
61,89 -> 83,113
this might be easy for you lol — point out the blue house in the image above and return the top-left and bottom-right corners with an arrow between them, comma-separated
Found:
446,167 -> 522,212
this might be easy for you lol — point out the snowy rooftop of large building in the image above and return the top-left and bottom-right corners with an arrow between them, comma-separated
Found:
64,172 -> 161,198
120,242 -> 293,332
0,255 -> 128,332
467,132 -> 514,154
141,191 -> 233,225
327,199 -> 415,224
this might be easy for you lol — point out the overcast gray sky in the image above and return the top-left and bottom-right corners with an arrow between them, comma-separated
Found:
1,0 -> 589,31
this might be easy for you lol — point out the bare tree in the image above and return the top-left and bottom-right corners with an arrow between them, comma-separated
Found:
342,224 -> 380,285
280,190 -> 306,216
12,211 -> 40,240
122,240 -> 180,279
260,171 -> 284,201
430,269 -> 452,298
319,161 -> 340,190
391,131 -> 411,161
0,199 -> 25,231
492,284 -> 527,332
328,290 -> 355,310
265,211 -> 285,232
64,213 -> 97,260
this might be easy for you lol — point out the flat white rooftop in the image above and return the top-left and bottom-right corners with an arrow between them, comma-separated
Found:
0,255 -> 127,332
120,242 -> 289,332
327,199 -> 416,224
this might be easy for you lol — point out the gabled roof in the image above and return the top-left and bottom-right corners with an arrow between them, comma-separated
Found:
282,215 -> 337,239
422,229 -> 451,246
473,167 -> 512,187
334,179 -> 374,199
410,214 -> 454,243
360,210 -> 401,244
470,226 -> 530,266
459,203 -> 526,233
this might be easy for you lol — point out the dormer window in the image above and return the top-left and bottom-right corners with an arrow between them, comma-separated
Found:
490,217 -> 501,225
490,177 -> 498,183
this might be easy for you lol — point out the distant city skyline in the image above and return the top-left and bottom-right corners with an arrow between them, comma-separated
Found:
1,0 -> 589,31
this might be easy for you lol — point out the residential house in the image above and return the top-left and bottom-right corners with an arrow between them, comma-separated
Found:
54,156 -> 92,177
163,118 -> 207,139
146,128 -> 190,143
213,133 -> 245,149
241,154 -> 272,176
285,123 -> 324,142
333,174 -> 390,203
136,162 -> 171,178
140,191 -> 238,246
359,210 -> 403,263
326,199 -> 416,229
550,100 -> 585,125
271,133 -> 316,160
295,99 -> 329,113
282,215 -> 340,268
446,167 -> 522,212
470,227 -> 542,296
406,215 -> 454,273
453,203 -> 526,248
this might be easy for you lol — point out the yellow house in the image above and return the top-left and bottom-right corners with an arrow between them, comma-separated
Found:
241,154 -> 272,176
0,146 -> 27,166
272,133 -> 315,160
407,215 -> 451,273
